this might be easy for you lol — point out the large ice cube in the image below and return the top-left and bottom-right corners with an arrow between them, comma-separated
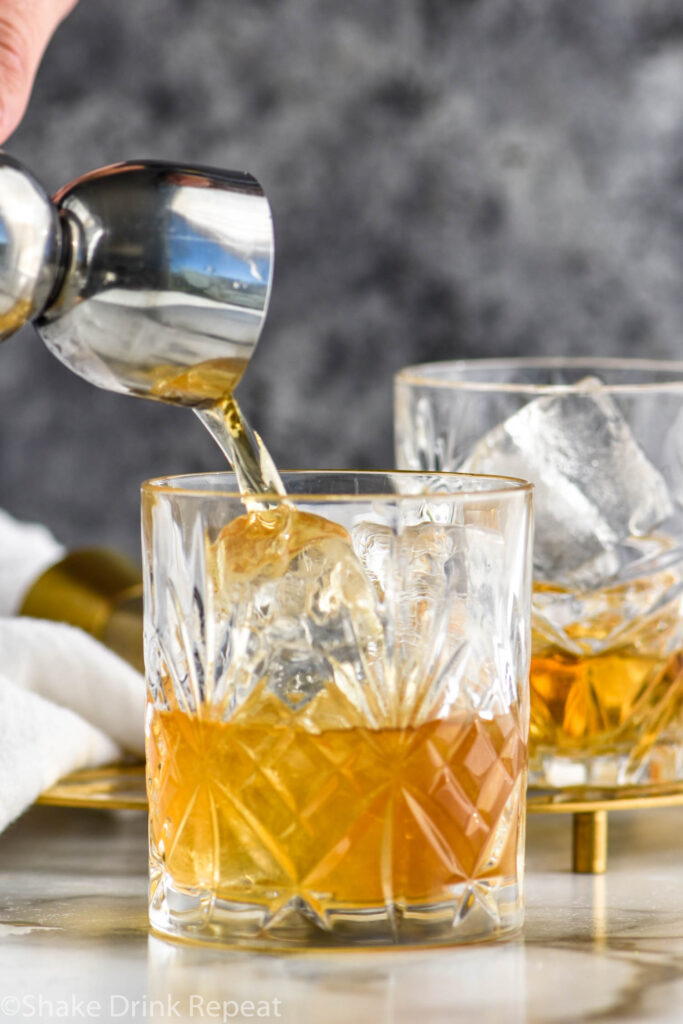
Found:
532,544 -> 683,659
462,379 -> 673,583
209,507 -> 388,726
352,517 -> 522,723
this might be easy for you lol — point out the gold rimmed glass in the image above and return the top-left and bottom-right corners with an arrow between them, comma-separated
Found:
142,470 -> 532,948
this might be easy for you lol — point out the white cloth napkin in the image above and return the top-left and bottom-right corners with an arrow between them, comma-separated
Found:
0,508 -> 65,616
0,511 -> 145,834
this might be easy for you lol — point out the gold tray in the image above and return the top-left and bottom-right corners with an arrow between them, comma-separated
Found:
37,763 -> 147,811
36,765 -> 683,874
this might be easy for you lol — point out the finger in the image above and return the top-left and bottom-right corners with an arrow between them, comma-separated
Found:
0,0 -> 78,142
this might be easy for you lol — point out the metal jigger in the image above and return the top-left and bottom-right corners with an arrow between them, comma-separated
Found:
0,152 -> 275,669
0,152 -> 274,400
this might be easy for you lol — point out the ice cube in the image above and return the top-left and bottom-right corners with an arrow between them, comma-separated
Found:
462,379 -> 673,583
351,519 -> 393,602
209,507 -> 388,724
532,540 -> 683,658
352,518 -> 521,723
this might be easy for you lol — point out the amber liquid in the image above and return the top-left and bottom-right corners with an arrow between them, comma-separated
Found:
530,578 -> 683,768
149,356 -> 250,406
147,700 -> 525,913
150,357 -> 284,497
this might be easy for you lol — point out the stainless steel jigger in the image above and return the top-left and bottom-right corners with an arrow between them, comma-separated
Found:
0,153 -> 274,400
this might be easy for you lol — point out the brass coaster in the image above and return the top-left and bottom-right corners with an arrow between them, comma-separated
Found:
37,762 -> 147,811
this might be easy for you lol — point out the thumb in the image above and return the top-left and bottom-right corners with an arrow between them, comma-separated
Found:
0,0 -> 78,142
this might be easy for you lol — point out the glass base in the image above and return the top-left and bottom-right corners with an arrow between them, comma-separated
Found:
529,734 -> 683,789
149,871 -> 523,950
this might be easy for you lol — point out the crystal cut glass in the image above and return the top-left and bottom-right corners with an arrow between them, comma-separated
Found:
142,470 -> 532,948
395,358 -> 683,789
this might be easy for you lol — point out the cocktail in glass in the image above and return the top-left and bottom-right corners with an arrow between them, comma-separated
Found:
395,358 -> 683,789
143,470 -> 532,948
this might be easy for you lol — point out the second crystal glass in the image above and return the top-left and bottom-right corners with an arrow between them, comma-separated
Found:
143,470 -> 532,949
395,357 -> 683,790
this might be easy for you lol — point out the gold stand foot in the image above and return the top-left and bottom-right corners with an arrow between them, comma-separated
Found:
572,810 -> 608,873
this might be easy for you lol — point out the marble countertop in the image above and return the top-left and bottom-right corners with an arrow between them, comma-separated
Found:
0,803 -> 682,1023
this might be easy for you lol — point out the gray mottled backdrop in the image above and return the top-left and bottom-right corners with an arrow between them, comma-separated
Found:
2,0 -> 683,554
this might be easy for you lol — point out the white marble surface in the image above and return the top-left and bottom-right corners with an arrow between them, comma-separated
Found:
0,804 -> 682,1023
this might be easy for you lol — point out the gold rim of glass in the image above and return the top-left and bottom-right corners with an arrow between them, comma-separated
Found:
141,468 -> 533,502
394,356 -> 683,394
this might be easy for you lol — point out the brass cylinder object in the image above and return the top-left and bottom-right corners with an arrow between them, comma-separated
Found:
572,810 -> 608,874
19,548 -> 144,674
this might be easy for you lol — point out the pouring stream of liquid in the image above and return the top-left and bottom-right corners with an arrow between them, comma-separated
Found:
195,397 -> 286,503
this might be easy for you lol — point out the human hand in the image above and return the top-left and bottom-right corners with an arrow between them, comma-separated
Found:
0,0 -> 78,142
